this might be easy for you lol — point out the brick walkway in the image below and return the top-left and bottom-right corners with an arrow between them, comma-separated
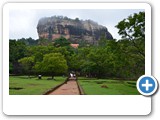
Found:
48,80 -> 80,95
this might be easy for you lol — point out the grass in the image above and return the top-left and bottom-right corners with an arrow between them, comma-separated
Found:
10,76 -> 140,95
9,76 -> 66,95
78,78 -> 140,95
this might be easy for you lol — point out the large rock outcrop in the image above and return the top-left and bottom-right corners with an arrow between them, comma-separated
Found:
37,16 -> 113,44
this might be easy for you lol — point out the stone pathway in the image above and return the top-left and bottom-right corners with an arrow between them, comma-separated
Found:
48,80 -> 80,95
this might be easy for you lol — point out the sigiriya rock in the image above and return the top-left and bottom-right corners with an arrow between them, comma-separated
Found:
37,16 -> 113,44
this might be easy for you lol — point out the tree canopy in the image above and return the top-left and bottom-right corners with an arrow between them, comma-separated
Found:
18,56 -> 35,77
53,36 -> 71,47
36,53 -> 68,79
115,11 -> 145,57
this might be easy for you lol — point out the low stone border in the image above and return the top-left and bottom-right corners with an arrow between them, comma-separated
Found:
77,80 -> 85,95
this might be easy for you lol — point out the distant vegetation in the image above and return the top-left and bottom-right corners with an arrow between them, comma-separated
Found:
9,12 -> 145,80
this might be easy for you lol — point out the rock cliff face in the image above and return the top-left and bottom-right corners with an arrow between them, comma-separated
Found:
37,16 -> 113,44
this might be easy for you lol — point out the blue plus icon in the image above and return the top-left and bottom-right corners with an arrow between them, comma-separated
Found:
137,75 -> 158,96
142,80 -> 153,91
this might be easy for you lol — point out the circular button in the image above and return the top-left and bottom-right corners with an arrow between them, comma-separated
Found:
137,75 -> 158,96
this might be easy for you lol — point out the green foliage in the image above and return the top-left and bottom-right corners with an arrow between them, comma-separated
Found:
116,12 -> 145,40
9,40 -> 27,63
38,38 -> 51,46
115,11 -> 145,57
98,34 -> 108,47
78,40 -> 89,47
67,53 -> 81,71
9,62 -> 13,73
37,53 -> 68,78
26,46 -> 54,62
54,36 -> 71,47
18,56 -> 35,77
9,40 -> 27,74
18,37 -> 38,46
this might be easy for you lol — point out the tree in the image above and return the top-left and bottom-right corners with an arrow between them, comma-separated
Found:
40,53 -> 68,79
98,34 -> 107,47
9,40 -> 27,63
67,53 -> 82,72
26,46 -> 53,62
75,17 -> 80,22
18,56 -> 35,78
18,37 -> 38,46
115,11 -> 145,79
81,61 -> 97,77
38,38 -> 51,46
54,36 -> 71,47
9,62 -> 13,73
9,40 -> 27,74
115,11 -> 145,58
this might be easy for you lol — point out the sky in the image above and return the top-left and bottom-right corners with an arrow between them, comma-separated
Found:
9,9 -> 144,40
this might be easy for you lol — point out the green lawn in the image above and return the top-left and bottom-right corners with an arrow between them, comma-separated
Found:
10,76 -> 139,95
9,76 -> 66,95
78,78 -> 140,95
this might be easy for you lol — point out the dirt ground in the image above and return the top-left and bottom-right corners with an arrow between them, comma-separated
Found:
48,80 -> 80,95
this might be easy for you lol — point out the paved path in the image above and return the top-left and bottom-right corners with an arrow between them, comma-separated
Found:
48,80 -> 80,95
